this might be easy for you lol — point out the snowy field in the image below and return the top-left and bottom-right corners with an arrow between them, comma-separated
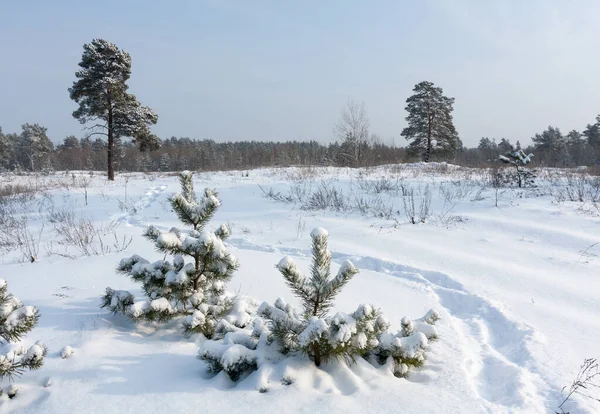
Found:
0,164 -> 599,413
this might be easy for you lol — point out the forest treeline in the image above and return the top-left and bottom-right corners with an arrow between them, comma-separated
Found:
1,122 -> 599,174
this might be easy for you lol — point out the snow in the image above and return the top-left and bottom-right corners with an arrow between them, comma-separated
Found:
1,166 -> 600,413
338,259 -> 357,275
310,227 -> 329,238
0,296 -> 22,318
397,332 -> 428,359
298,317 -> 328,346
110,290 -> 133,308
59,346 -> 74,359
4,306 -> 35,329
149,297 -> 172,313
157,231 -> 182,249
220,344 -> 256,371
129,300 -> 151,318
22,343 -> 45,365
165,267 -> 189,285
329,313 -> 356,343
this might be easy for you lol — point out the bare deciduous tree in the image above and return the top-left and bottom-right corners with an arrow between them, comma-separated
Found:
334,99 -> 371,167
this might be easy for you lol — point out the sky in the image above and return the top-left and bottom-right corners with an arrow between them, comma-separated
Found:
1,0 -> 600,147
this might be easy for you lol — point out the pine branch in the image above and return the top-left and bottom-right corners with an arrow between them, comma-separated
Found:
319,260 -> 358,315
309,229 -> 332,292
276,257 -> 313,306
178,171 -> 196,203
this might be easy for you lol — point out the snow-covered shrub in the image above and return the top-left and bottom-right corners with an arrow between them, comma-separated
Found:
101,171 -> 240,338
0,279 -> 47,382
368,310 -> 440,377
198,228 -> 440,382
499,150 -> 535,188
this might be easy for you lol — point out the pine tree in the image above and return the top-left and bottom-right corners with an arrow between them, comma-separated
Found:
60,136 -> 80,150
159,153 -> 171,172
497,138 -> 514,154
259,228 -> 382,367
69,39 -> 158,181
532,126 -> 568,166
401,81 -> 459,162
566,130 -> 590,166
0,127 -> 14,171
101,171 -> 239,338
478,137 -> 498,162
18,124 -> 54,172
583,117 -> 600,149
499,149 -> 535,188
369,309 -> 440,377
0,279 -> 47,382
337,132 -> 359,167
140,153 -> 153,172
478,137 -> 496,151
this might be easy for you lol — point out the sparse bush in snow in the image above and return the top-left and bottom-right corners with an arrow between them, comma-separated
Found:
48,207 -> 131,257
0,279 -> 47,382
198,228 -> 440,382
101,171 -> 241,338
557,357 -> 600,413
402,185 -> 432,224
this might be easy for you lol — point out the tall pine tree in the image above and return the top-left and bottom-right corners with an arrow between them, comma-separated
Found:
401,81 -> 459,162
69,39 -> 159,181
532,126 -> 568,166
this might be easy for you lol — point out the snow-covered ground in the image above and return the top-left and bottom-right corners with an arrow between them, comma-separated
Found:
1,164 -> 599,413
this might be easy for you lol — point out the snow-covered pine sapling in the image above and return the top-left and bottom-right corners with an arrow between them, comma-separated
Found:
0,279 -> 47,382
499,149 -> 535,188
101,171 -> 239,338
369,309 -> 440,377
259,227 -> 385,367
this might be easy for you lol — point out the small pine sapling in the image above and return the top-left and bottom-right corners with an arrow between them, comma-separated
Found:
101,171 -> 239,338
0,279 -> 47,383
260,227 -> 384,366
369,310 -> 440,377
499,149 -> 535,188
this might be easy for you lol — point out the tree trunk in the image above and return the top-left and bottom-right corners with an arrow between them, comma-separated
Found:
107,109 -> 114,181
193,256 -> 200,291
313,342 -> 321,367
312,296 -> 321,366
425,114 -> 433,163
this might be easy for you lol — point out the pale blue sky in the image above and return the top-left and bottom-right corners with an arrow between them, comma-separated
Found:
1,0 -> 599,146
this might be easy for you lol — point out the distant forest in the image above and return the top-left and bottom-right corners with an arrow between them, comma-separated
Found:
1,122 -> 600,174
